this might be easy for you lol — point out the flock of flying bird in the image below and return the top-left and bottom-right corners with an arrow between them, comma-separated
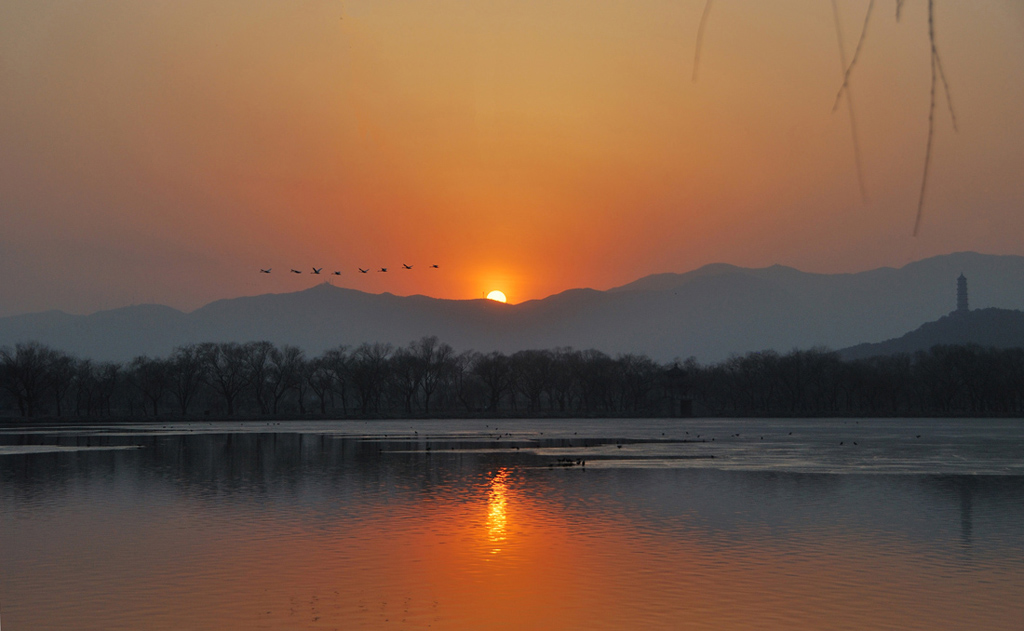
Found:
259,264 -> 439,275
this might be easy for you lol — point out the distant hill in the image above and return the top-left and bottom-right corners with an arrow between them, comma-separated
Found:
839,308 -> 1024,360
1,251 -> 1023,363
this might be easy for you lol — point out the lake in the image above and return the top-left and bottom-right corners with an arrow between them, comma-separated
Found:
2,418 -> 1023,630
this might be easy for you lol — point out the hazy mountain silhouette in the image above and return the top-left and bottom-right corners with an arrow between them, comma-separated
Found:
839,308 -> 1024,360
1,252 -> 1022,363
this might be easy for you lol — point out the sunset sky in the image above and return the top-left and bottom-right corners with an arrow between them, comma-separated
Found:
1,0 -> 1022,316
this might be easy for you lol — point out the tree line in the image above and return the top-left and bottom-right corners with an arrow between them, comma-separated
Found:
1,339 -> 1023,419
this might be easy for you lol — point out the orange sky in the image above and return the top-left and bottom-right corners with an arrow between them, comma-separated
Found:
1,1 -> 1023,315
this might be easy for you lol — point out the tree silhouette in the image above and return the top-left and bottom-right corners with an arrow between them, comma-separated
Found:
169,345 -> 206,416
201,342 -> 249,416
0,342 -> 55,417
129,356 -> 170,417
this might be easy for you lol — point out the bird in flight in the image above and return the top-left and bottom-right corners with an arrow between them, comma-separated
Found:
260,268 -> 271,274
402,264 -> 413,270
378,267 -> 388,272
291,269 -> 302,274
358,268 -> 369,274
333,271 -> 341,276
312,268 -> 322,275
430,264 -> 439,269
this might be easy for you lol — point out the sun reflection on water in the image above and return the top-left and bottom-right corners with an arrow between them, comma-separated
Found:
486,468 -> 510,553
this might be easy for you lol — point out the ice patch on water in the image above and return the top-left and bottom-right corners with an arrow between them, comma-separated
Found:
0,445 -> 142,455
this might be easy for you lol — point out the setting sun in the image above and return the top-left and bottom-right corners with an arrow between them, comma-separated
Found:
486,291 -> 507,303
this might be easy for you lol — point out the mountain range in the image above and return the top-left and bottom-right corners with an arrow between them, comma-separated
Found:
1,251 -> 1022,363
839,308 -> 1024,360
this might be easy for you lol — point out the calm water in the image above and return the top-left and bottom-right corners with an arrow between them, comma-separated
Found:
1,418 -> 1023,630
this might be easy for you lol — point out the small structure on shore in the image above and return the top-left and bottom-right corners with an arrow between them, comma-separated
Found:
956,273 -> 969,313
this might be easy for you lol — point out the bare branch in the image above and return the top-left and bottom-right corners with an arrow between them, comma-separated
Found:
831,0 -> 869,202
832,0 -> 875,113
935,52 -> 958,132
692,0 -> 714,82
913,0 -> 938,236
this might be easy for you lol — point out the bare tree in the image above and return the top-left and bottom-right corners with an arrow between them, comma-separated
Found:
169,345 -> 206,416
350,343 -> 393,415
243,341 -> 276,415
511,350 -> 553,413
389,346 -> 423,415
572,350 -> 616,414
73,359 -> 98,417
129,356 -> 170,417
321,346 -> 351,416
95,362 -> 122,417
616,353 -> 660,413
267,345 -> 305,415
306,356 -> 335,415
47,349 -> 77,417
0,342 -> 56,417
451,351 -> 483,413
415,336 -> 456,416
201,342 -> 250,416
472,351 -> 512,414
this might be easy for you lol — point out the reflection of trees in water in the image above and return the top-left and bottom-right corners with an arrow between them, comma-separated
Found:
535,466 -> 1024,554
959,479 -> 973,546
3,430 -> 1024,558
0,432 -> 539,511
918,476 -> 978,549
921,476 -> 1024,552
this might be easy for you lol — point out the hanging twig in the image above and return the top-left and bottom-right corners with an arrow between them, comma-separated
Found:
690,0 -> 954,233
913,0 -> 957,235
934,53 -> 958,132
692,0 -> 714,82
830,0 -> 869,202
832,0 -> 875,113
914,0 -> 938,236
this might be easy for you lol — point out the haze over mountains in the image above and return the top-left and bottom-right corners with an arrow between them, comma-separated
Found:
2,252 -> 1022,363
839,308 -> 1024,360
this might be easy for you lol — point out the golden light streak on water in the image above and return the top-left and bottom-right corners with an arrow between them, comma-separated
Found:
486,468 -> 510,553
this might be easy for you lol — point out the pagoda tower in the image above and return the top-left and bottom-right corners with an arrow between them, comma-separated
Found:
956,273 -> 969,313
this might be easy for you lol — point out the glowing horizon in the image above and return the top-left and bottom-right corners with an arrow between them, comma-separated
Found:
1,1 -> 1022,317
